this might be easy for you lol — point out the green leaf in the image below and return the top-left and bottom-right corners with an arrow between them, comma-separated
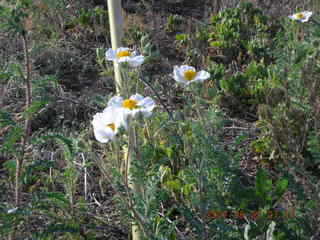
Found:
165,179 -> 182,191
0,109 -> 14,127
210,41 -> 223,47
182,183 -> 194,196
23,99 -> 48,118
0,72 -> 11,84
255,168 -> 272,201
0,125 -> 24,155
175,33 -> 188,41
275,179 -> 288,199
43,192 -> 70,210
3,159 -> 16,173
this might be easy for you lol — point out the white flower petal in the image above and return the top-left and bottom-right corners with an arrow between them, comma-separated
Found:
92,113 -> 106,129
108,96 -> 124,108
130,93 -> 144,102
7,207 -> 18,214
288,15 -> 296,20
118,56 -> 132,63
138,97 -> 155,110
91,104 -> 130,143
92,114 -> 115,143
180,65 -> 195,73
105,48 -> 116,61
173,66 -> 188,84
139,98 -> 155,117
194,70 -> 210,82
105,106 -> 128,130
305,11 -> 313,17
102,107 -> 117,123
114,108 -> 128,130
93,127 -> 115,143
301,11 -> 312,22
128,55 -> 144,67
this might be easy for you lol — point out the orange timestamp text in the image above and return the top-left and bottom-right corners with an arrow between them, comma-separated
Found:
207,208 -> 296,221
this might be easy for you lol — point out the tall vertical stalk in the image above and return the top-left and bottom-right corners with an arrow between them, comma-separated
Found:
127,124 -> 142,240
15,34 -> 32,207
107,1 -> 142,239
107,0 -> 123,93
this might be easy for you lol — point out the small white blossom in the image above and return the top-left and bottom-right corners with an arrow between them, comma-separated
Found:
105,47 -> 144,67
108,94 -> 155,118
91,106 -> 127,143
173,65 -> 210,86
289,11 -> 312,22
7,207 -> 18,214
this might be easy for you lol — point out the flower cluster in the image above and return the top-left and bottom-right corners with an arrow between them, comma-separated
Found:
92,94 -> 156,143
92,47 -> 212,143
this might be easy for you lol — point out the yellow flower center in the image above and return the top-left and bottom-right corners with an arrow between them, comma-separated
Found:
107,123 -> 116,132
122,99 -> 139,110
117,50 -> 131,59
184,70 -> 197,81
295,13 -> 304,19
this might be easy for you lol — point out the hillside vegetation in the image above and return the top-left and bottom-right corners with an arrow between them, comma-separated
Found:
1,0 -> 320,239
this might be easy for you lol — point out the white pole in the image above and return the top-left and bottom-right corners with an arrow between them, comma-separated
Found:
107,0 -> 123,93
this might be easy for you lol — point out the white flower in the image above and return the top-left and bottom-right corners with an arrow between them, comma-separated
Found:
7,207 -> 18,214
173,65 -> 210,86
91,106 -> 127,143
289,11 -> 312,22
105,47 -> 144,67
108,94 -> 155,118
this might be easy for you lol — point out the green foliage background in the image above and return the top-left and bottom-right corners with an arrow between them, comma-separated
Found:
1,1 -> 320,239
